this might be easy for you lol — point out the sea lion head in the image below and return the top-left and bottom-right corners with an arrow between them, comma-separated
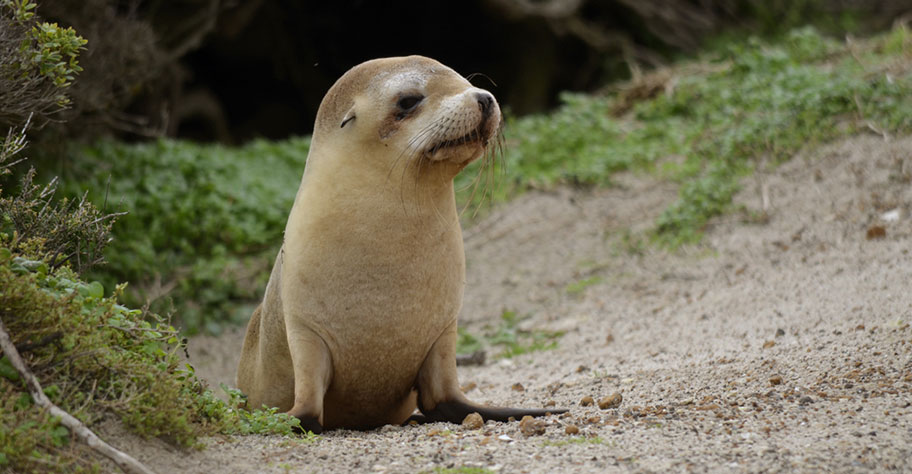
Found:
313,56 -> 501,170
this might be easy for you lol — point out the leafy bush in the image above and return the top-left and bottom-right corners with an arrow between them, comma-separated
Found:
0,249 -> 302,472
0,0 -> 86,127
60,138 -> 310,334
1,167 -> 121,274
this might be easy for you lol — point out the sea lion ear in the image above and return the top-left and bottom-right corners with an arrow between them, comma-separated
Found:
340,107 -> 356,128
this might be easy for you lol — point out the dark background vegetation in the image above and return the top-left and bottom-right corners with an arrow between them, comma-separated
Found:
32,0 -> 911,144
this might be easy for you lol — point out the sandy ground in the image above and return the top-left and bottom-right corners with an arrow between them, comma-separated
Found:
101,134 -> 911,472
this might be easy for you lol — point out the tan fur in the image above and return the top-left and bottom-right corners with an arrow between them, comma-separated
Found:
236,56 -> 501,430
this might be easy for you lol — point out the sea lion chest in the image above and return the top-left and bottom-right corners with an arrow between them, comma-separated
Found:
281,181 -> 464,416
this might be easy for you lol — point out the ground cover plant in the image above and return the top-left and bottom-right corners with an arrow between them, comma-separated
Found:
60,25 -> 912,333
0,251 -> 303,472
2,134 -> 303,473
456,310 -> 564,360
456,25 -> 912,245
59,138 -> 310,334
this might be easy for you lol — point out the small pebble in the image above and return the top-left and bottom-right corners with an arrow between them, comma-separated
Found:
762,340 -> 775,349
512,383 -> 525,392
598,393 -> 623,409
565,424 -> 580,435
769,375 -> 783,386
580,396 -> 594,406
866,225 -> 886,240
462,412 -> 483,430
519,415 -> 546,436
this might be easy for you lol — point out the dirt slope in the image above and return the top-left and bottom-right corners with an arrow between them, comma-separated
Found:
105,134 -> 911,473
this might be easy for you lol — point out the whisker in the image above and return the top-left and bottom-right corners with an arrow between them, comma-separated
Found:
466,73 -> 498,88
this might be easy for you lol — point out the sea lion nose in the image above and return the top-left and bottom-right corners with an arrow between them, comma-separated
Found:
475,92 -> 494,116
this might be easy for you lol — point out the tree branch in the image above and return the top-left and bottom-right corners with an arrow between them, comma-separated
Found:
0,318 -> 156,474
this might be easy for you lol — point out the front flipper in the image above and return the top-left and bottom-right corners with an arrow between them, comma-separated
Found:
285,325 -> 332,435
413,320 -> 567,425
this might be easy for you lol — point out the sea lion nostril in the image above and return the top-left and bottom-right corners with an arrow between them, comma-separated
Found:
475,92 -> 494,114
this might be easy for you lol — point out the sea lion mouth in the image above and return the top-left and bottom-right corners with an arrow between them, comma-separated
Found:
427,127 -> 488,155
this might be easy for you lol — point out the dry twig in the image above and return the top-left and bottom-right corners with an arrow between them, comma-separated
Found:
0,317 -> 155,474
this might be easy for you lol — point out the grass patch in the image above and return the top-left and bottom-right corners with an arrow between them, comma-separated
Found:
457,310 -> 563,359
0,247 -> 305,472
455,26 -> 912,245
565,276 -> 604,296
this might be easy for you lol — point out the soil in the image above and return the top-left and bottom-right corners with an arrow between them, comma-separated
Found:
101,134 -> 912,472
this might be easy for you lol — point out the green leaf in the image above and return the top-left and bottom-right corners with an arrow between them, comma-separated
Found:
86,281 -> 104,299
0,356 -> 20,382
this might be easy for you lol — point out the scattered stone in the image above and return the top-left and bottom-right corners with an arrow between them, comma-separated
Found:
545,400 -> 556,407
762,340 -> 776,349
881,209 -> 900,222
519,415 -> 546,436
576,365 -> 589,373
580,396 -> 594,406
799,396 -> 814,406
775,328 -> 785,337
769,375 -> 783,386
599,393 -> 623,409
866,225 -> 886,240
512,383 -> 525,392
462,412 -> 483,430
461,381 -> 477,393
855,324 -> 865,331
605,332 -> 615,344
565,424 -> 580,435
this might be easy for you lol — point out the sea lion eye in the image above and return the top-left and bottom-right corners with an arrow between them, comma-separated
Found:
397,95 -> 423,111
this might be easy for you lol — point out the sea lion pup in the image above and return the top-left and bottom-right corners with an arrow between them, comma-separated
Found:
236,55 -> 565,433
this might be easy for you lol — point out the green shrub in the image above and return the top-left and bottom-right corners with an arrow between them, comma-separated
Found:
0,248 -> 302,472
0,0 -> 86,126
61,138 -> 310,334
